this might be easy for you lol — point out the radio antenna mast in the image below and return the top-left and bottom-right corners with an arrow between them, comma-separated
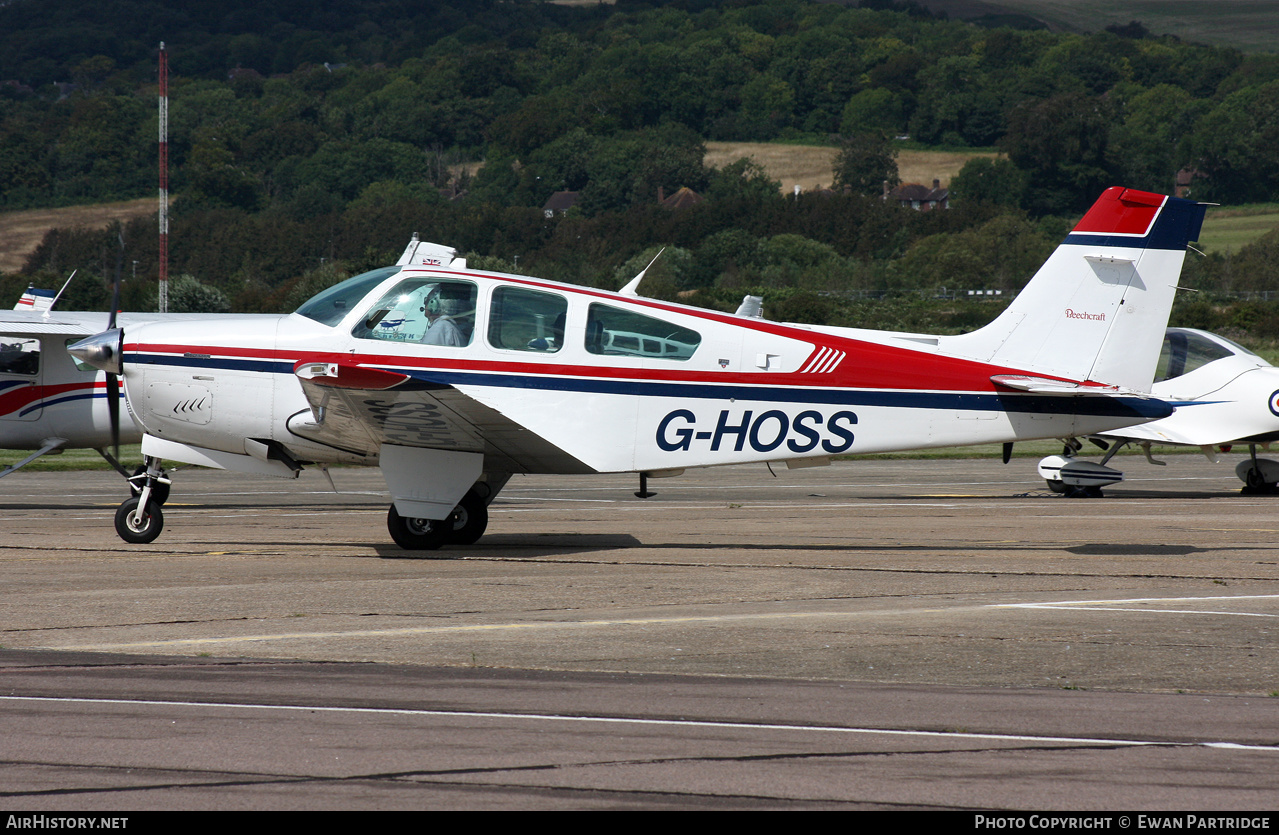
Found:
158,41 -> 169,313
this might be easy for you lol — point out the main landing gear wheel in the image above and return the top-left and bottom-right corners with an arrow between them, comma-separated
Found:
386,506 -> 453,551
386,491 -> 490,552
114,497 -> 164,544
447,491 -> 488,545
129,465 -> 171,505
1241,467 -> 1277,495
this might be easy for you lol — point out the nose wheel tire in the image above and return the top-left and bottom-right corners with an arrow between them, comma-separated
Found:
114,497 -> 164,544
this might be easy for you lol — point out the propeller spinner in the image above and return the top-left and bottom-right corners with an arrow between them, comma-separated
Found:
67,328 -> 124,375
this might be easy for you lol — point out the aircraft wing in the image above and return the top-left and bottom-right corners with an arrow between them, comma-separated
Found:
288,360 -> 596,474
0,311 -> 106,337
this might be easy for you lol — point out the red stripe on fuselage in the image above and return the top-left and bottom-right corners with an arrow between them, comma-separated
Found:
0,380 -> 111,415
129,331 -> 1099,394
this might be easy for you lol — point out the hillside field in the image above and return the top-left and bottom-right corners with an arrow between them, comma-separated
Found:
0,198 -> 160,275
704,142 -> 992,194
3,146 -> 1278,282
919,0 -> 1279,52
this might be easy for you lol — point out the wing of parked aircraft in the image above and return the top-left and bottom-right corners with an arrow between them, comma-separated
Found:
70,187 -> 1208,548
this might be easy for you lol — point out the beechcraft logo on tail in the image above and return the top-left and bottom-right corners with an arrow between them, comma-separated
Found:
1065,309 -> 1106,321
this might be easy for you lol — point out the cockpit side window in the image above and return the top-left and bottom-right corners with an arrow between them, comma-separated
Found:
487,286 -> 566,353
295,266 -> 401,326
352,278 -> 477,346
1155,331 -> 1236,382
585,304 -> 700,361
0,338 -> 39,375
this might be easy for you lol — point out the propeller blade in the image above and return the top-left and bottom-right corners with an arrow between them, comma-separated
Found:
107,273 -> 121,331
106,371 -> 120,461
108,225 -> 124,330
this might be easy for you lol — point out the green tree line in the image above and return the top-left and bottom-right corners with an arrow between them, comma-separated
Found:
3,0 -> 1279,338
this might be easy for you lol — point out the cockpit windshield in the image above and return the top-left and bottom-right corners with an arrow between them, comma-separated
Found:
295,266 -> 401,326
1155,329 -> 1250,383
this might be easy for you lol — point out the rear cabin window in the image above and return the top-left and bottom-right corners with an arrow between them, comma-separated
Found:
487,287 -> 566,353
351,279 -> 477,347
585,304 -> 700,361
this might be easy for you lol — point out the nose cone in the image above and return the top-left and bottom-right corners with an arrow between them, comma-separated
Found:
68,328 -> 124,374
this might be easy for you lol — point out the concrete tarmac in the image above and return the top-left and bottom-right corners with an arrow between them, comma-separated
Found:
0,455 -> 1276,809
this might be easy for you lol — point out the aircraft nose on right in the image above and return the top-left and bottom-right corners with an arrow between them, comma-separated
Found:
68,328 -> 123,375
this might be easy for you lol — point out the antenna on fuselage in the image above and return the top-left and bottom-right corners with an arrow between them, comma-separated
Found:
46,270 -> 77,315
620,247 -> 665,297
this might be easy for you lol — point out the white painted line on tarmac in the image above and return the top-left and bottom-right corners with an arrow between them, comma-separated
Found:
1,694 -> 1274,752
50,594 -> 1279,655
999,594 -> 1279,618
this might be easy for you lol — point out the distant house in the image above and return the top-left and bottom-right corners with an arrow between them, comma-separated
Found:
658,186 -> 703,210
1175,168 -> 1199,199
542,191 -> 580,218
885,179 -> 949,210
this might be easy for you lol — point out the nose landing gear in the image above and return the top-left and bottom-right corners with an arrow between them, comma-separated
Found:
113,456 -> 169,544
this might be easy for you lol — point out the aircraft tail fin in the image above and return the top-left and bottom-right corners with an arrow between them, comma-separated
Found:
14,286 -> 55,312
942,187 -> 1207,392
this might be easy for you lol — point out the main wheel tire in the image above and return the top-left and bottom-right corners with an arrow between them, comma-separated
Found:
1046,479 -> 1066,494
114,497 -> 164,544
1241,467 -> 1276,495
386,505 -> 452,551
447,491 -> 488,545
129,465 -> 171,505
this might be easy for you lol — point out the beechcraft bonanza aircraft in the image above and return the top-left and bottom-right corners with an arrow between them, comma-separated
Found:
69,186 -> 1207,548
1038,327 -> 1279,495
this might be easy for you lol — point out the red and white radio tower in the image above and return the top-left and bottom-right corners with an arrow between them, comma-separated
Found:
158,41 -> 169,313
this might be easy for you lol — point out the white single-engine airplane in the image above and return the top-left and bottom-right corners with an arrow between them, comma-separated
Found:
1,285 -> 233,495
69,187 -> 1207,548
0,281 -> 141,479
1038,327 -> 1279,495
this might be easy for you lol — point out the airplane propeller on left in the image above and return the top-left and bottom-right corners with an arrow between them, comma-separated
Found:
0,290 -> 249,496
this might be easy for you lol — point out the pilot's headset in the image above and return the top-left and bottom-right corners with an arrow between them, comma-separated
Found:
421,284 -> 442,316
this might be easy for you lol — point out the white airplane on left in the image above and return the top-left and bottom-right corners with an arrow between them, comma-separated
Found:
0,286 -> 240,492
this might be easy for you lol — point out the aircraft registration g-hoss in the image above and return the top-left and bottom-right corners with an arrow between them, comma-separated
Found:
70,187 -> 1207,549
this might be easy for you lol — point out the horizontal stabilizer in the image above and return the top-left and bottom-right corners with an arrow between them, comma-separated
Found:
991,375 -> 1117,394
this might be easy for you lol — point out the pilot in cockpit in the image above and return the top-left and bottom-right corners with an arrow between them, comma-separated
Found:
421,283 -> 469,347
